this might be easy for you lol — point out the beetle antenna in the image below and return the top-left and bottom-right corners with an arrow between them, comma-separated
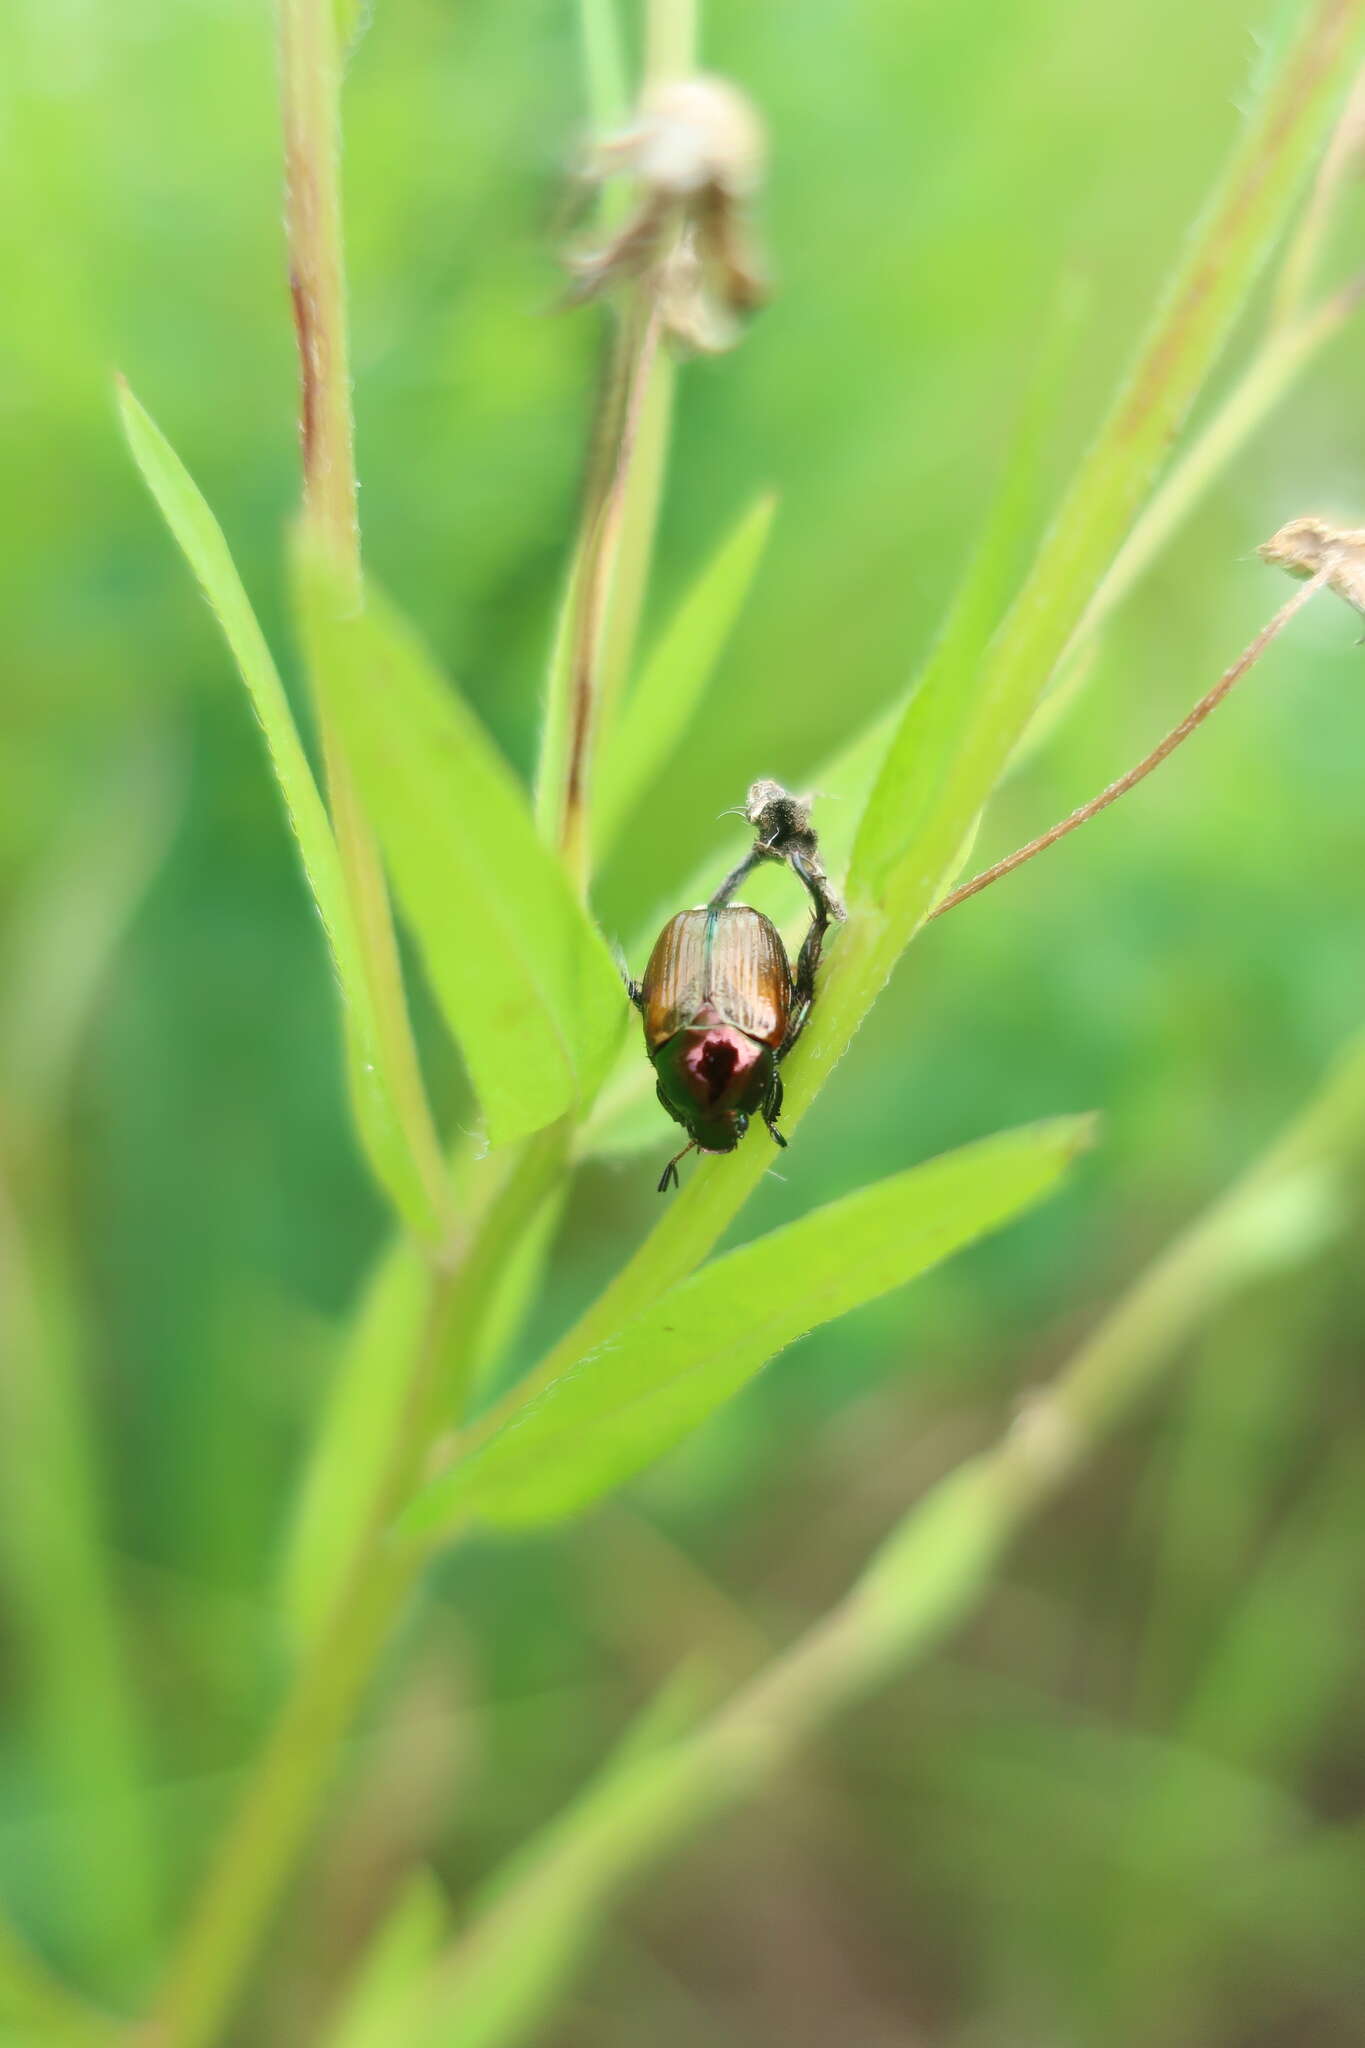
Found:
657,1141 -> 697,1194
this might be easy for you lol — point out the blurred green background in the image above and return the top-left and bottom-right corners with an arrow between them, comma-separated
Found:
3,1 -> 1364,2042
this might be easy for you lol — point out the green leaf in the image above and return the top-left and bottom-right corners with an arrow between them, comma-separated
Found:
399,1115 -> 1095,1537
293,541 -> 626,1145
0,1910 -> 117,2046
850,293 -> 1075,900
278,1239 -> 430,1653
115,380 -> 442,1237
594,493 -> 777,860
326,1872 -> 447,2048
332,0 -> 374,65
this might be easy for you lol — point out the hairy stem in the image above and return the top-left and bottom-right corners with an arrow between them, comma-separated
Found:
1067,274 -> 1363,662
1269,62 -> 1365,330
280,0 -> 450,1235
930,566 -> 1332,923
537,0 -> 694,888
559,298 -> 666,890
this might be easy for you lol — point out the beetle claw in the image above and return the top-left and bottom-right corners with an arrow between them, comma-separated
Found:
657,1140 -> 697,1193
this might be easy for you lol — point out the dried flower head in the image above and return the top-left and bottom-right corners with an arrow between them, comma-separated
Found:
564,72 -> 768,350
1258,515 -> 1365,616
744,779 -> 846,924
609,76 -> 766,200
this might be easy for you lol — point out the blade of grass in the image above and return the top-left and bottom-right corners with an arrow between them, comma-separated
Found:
387,1032 -> 1365,2048
116,382 -> 448,1240
399,1115 -> 1095,1540
151,1125 -> 569,2048
0,754 -> 177,1987
849,279 -> 1083,896
0,741 -> 180,1148
278,1133 -> 569,1656
0,1914 -> 122,2048
324,1872 -> 448,2048
1096,1442 -> 1365,2028
294,544 -> 626,1144
0,1181 -> 161,1992
1269,63 -> 1365,327
1065,272 -> 1364,662
277,1239 -> 429,1654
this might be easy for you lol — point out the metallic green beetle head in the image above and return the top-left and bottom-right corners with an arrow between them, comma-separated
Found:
650,1022 -> 776,1155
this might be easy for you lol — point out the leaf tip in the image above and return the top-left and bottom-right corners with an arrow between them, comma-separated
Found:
1063,1110 -> 1102,1159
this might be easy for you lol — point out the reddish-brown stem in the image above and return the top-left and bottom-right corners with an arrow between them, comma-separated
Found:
561,297 -> 665,890
929,565 -> 1333,924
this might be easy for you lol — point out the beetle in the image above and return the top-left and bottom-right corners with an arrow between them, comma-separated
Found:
626,788 -> 841,1191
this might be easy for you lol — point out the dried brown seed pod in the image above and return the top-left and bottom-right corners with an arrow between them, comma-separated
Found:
563,73 -> 769,349
1258,515 -> 1365,616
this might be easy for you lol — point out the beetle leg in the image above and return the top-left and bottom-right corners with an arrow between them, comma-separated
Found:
654,1076 -> 687,1130
781,899 -> 831,1056
612,940 -> 646,1011
789,846 -> 845,929
708,842 -> 766,909
657,1140 -> 696,1193
762,1068 -> 787,1147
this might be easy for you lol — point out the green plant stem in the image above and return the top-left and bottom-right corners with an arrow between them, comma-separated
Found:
928,564 -> 1331,923
1269,63 -> 1365,330
577,0 -> 629,146
537,0 -> 694,889
279,0 -> 450,1236
147,1130 -> 567,2048
1066,274 -> 1363,659
557,296 -> 666,892
645,0 -> 697,82
398,1036 -> 1365,2048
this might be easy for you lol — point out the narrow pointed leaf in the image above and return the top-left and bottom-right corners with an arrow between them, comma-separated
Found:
295,545 -> 626,1145
326,1872 -> 448,2048
594,493 -> 777,858
0,1910 -> 117,2046
851,291 -> 1077,898
399,1115 -> 1095,1538
116,380 -> 441,1235
278,1239 -> 430,1652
